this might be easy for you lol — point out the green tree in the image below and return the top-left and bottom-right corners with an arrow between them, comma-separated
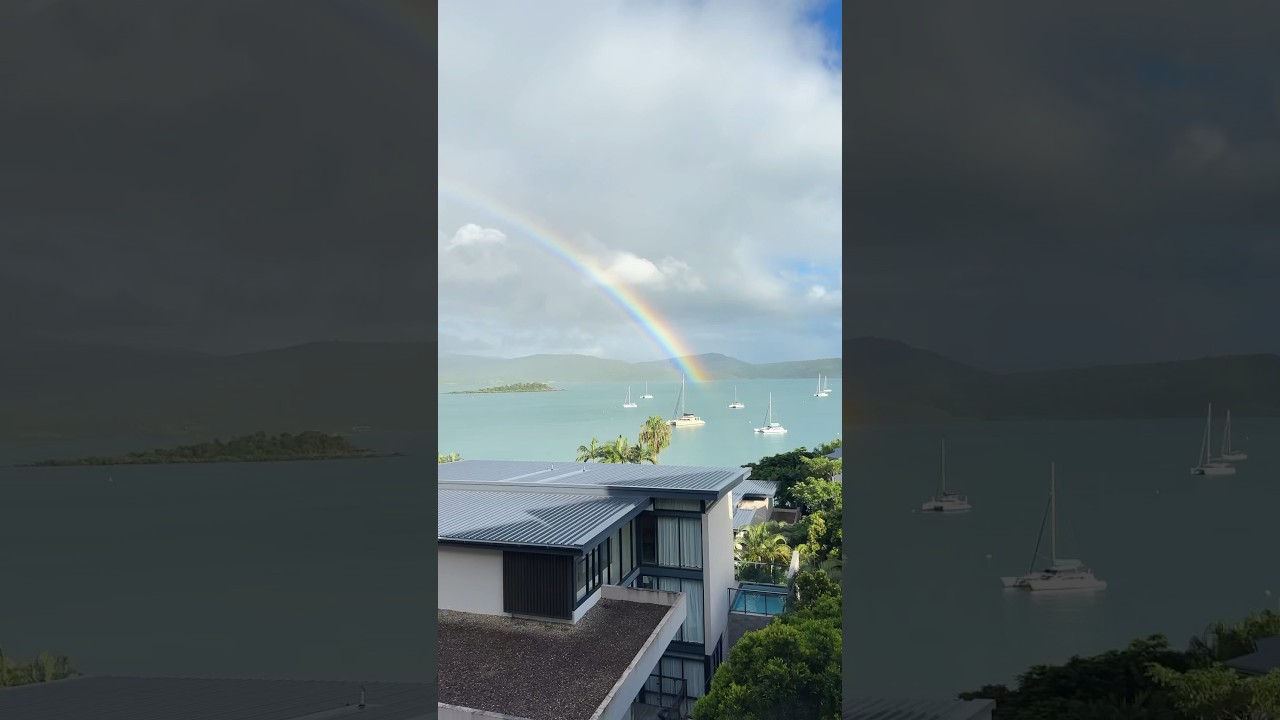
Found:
575,438 -> 604,463
734,522 -> 792,583
790,477 -> 842,514
692,616 -> 841,720
1187,610 -> 1280,665
638,415 -> 672,461
789,568 -> 840,613
800,455 -> 842,482
1147,664 -> 1280,720
438,452 -> 462,464
960,635 -> 1197,720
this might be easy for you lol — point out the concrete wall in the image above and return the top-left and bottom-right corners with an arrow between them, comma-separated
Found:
702,491 -> 735,652
438,703 -> 531,720
571,584 -> 603,623
590,586 -> 688,720
438,545 -> 504,616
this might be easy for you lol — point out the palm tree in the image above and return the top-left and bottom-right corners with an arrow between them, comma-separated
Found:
576,438 -> 604,462
600,435 -> 632,464
735,521 -> 793,583
638,415 -> 672,462
627,441 -> 658,464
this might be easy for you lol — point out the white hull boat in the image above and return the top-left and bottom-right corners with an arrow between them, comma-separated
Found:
921,440 -> 970,512
1191,403 -> 1236,476
668,376 -> 705,427
754,393 -> 788,434
1003,463 -> 1105,592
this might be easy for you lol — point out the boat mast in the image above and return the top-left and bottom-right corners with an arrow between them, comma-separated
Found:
1207,403 -> 1214,463
940,440 -> 947,494
1050,463 -> 1057,565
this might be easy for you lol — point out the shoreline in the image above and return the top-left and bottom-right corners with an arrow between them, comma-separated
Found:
14,452 -> 405,468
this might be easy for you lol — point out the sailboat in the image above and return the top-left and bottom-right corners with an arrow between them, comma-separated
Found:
920,440 -> 970,512
622,386 -> 638,409
1220,409 -> 1247,462
728,386 -> 745,409
754,393 -> 787,434
668,375 -> 706,427
1002,463 -> 1106,591
813,374 -> 829,398
640,382 -> 654,400
1191,403 -> 1236,476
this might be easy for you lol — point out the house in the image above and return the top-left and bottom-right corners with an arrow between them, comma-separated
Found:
0,677 -> 434,719
731,478 -> 778,535
437,460 -> 752,719
845,697 -> 997,720
1225,634 -> 1280,675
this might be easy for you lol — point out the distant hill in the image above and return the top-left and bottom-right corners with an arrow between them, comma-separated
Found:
838,337 -> 1280,424
4,336 -> 1279,441
0,341 -> 432,441
437,351 -> 842,385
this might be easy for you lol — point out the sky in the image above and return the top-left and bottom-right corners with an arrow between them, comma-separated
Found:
0,0 -> 431,354
437,0 -> 843,365
850,1 -> 1280,371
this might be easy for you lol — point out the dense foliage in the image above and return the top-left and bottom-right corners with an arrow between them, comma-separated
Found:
960,610 -> 1280,720
438,452 -> 462,463
0,648 -> 78,687
24,431 -> 381,466
743,440 -> 841,509
446,382 -> 558,394
696,440 -> 843,720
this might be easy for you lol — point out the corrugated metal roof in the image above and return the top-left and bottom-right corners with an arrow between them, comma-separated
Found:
1226,634 -> 1280,674
0,677 -> 434,720
827,447 -> 843,460
733,507 -> 759,530
845,697 -> 995,720
439,488 -> 647,549
438,460 -> 748,494
735,479 -> 779,499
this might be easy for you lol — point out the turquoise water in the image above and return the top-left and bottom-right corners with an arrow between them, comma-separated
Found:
437,378 -> 842,466
733,585 -> 788,615
0,432 -> 433,682
848,417 -> 1280,699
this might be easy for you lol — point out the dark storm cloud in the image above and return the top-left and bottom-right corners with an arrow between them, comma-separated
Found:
0,0 -> 429,353
848,1 -> 1280,370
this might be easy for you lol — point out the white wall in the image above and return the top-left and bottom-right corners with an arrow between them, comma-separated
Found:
438,545 -> 504,616
702,491 -> 735,652
590,586 -> 688,720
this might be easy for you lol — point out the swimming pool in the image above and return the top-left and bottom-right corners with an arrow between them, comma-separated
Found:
731,584 -> 788,615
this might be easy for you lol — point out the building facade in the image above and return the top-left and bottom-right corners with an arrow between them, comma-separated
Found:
438,460 -> 751,715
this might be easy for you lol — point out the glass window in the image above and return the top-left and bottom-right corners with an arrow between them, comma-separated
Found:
657,517 -> 681,566
609,534 -> 621,584
679,518 -> 703,569
621,521 -> 634,577
575,556 -> 586,601
639,514 -> 657,564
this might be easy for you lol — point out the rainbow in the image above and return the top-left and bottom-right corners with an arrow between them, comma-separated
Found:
439,177 -> 708,383
329,4 -> 707,381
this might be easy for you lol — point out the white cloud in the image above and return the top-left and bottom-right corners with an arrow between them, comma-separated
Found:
438,0 -> 841,362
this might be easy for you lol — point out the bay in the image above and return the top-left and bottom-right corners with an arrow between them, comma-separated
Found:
847,417 -> 1280,699
0,432 -> 431,682
437,378 -> 843,466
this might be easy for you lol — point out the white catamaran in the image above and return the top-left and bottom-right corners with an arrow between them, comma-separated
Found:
813,374 -> 829,398
920,440 -> 970,513
1002,463 -> 1106,592
1191,403 -> 1236,476
622,386 -> 638,409
728,386 -> 745,409
640,382 -> 654,400
1220,409 -> 1247,462
668,375 -> 706,427
754,393 -> 787,434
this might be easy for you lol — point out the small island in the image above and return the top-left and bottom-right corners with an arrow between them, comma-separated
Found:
446,382 -> 561,394
18,431 -> 400,467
